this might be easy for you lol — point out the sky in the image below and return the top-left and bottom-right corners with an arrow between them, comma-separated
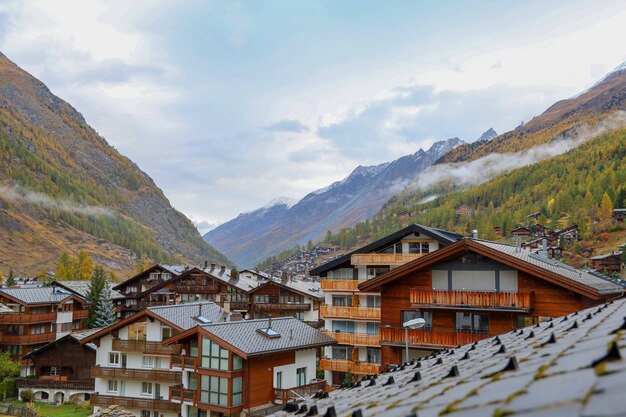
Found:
0,1 -> 625,234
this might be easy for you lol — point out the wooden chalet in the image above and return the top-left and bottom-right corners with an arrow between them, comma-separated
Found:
163,317 -> 336,416
16,329 -> 98,403
511,226 -> 531,237
590,252 -> 623,275
359,238 -> 626,366
0,287 -> 89,365
614,209 -> 626,222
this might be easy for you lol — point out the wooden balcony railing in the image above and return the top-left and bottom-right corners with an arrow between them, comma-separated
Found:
91,366 -> 182,383
350,253 -> 424,266
112,339 -> 182,355
173,284 -> 220,293
170,355 -> 197,370
0,312 -> 55,324
274,380 -> 326,404
254,303 -> 311,312
322,331 -> 380,346
73,309 -> 90,319
319,359 -> 381,375
1,333 -> 56,345
91,394 -> 180,412
410,288 -> 533,311
320,280 -> 365,292
16,378 -> 94,390
379,327 -> 494,348
169,385 -> 198,404
320,305 -> 380,320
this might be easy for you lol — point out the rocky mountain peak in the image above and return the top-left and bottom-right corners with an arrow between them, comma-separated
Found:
476,128 -> 498,142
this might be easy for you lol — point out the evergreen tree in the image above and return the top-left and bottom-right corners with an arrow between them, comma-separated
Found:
86,266 -> 107,328
94,284 -> 117,328
5,268 -> 16,287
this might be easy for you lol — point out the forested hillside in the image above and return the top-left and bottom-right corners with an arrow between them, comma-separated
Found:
0,51 -> 229,276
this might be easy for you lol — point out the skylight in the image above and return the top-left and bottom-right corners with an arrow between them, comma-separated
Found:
257,327 -> 281,339
194,316 -> 211,324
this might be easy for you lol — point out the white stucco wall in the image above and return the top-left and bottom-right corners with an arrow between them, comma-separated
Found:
273,349 -> 317,389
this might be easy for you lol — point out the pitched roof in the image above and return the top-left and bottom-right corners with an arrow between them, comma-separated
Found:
112,263 -> 190,290
360,238 -> 626,297
0,303 -> 13,313
0,286 -> 84,305
240,269 -> 273,280
168,317 -> 336,358
310,224 -> 463,275
248,277 -> 323,299
23,328 -> 102,358
590,251 -> 623,260
269,298 -> 626,417
52,280 -> 125,300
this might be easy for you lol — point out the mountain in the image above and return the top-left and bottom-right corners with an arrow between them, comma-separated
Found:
440,61 -> 626,164
0,51 -> 229,276
204,137 -> 464,267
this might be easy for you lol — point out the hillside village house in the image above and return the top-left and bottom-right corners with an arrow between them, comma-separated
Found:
359,238 -> 626,366
614,208 -> 626,222
0,287 -> 89,370
16,329 -> 99,404
81,302 -> 226,417
52,280 -> 126,317
163,316 -> 335,416
310,224 -> 463,385
591,252 -> 623,275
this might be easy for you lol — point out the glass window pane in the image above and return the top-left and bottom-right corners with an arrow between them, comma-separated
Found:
233,355 -> 243,370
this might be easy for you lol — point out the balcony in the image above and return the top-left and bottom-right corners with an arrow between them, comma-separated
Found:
170,354 -> 197,370
173,284 -> 219,293
322,331 -> 379,346
1,333 -> 56,345
91,394 -> 180,412
254,303 -> 311,312
319,359 -> 381,375
112,339 -> 182,355
320,305 -> 380,320
91,366 -> 182,383
73,309 -> 89,319
169,385 -> 197,404
274,380 -> 326,404
320,280 -> 365,292
0,312 -> 55,324
16,378 -> 94,390
410,288 -> 533,312
379,327 -> 493,349
350,253 -> 424,266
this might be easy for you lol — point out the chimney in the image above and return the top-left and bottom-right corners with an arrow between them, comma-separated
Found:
220,265 -> 226,274
204,260 -> 208,270
223,301 -> 231,314
541,238 -> 549,257
281,272 -> 288,282
198,304 -> 202,317
230,267 -> 239,280
268,316 -> 272,329
210,263 -> 216,271
472,230 -> 478,239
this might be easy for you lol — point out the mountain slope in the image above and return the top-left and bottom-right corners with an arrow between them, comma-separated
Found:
440,62 -> 626,164
204,137 -> 464,267
0,51 -> 229,276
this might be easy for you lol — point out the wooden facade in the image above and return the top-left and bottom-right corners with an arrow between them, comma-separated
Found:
248,280 -> 321,321
591,252 -> 623,274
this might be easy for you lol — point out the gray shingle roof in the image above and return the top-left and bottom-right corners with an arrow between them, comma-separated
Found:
270,298 -> 626,417
202,265 -> 259,292
201,317 -> 336,357
159,264 -> 191,275
53,280 -> 125,300
255,277 -> 323,299
475,239 -> 626,294
148,301 -> 225,330
0,286 -> 81,304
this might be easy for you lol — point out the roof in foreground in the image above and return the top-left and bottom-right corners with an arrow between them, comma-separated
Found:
270,298 -> 626,417
0,286 -> 81,304
148,301 -> 225,330
201,317 -> 336,357
0,303 -> 13,313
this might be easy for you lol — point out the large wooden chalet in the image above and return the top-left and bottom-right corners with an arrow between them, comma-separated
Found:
359,238 -> 626,366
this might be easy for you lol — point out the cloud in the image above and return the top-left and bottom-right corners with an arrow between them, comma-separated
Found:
408,111 -> 626,193
317,83 -> 572,162
265,119 -> 310,133
0,184 -> 115,217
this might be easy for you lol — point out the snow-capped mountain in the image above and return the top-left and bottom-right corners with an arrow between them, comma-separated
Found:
204,137 -> 465,267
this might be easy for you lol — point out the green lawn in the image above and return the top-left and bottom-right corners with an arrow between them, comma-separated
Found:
3,400 -> 91,417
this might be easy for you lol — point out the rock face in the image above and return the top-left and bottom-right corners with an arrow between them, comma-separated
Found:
204,138 -> 464,267
0,51 -> 229,275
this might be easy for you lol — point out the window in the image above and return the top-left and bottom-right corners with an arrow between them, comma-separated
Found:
455,313 -> 489,334
276,371 -> 282,389
129,322 -> 147,341
201,338 -> 229,370
232,376 -> 243,406
516,315 -> 551,329
149,272 -> 160,280
233,355 -> 243,371
331,346 -> 353,360
366,348 -> 381,363
366,322 -> 380,335
296,367 -> 307,387
7,325 -> 23,335
60,323 -> 71,332
408,243 -> 421,254
126,299 -> 137,306
161,326 -> 177,340
402,311 -> 432,330
366,266 -> 390,279
254,295 -> 270,303
31,324 -> 47,335
49,366 -> 60,376
141,382 -> 153,396
378,245 -> 394,254
108,352 -> 120,366
331,321 -> 355,333
142,355 -> 156,368
395,243 -> 403,253
421,243 -> 430,254
365,295 -> 380,308
190,339 -> 198,357
72,320 -> 82,330
200,375 -> 228,407
332,295 -> 352,307
107,380 -> 118,393
162,272 -> 171,280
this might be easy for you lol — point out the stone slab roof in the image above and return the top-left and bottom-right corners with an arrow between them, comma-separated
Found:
148,301 -> 225,330
269,297 -> 626,417
0,286 -> 80,304
201,316 -> 336,357
53,280 -> 125,300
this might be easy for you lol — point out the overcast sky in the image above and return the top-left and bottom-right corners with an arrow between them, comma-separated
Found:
1,1 -> 625,234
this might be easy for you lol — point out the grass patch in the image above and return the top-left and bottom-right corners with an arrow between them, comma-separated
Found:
3,400 -> 91,417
